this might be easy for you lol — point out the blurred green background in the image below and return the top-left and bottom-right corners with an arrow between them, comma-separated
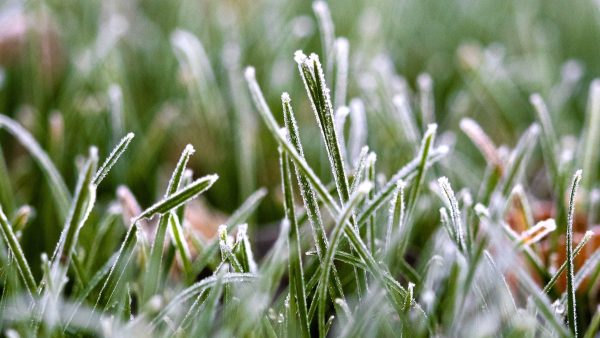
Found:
1,0 -> 599,269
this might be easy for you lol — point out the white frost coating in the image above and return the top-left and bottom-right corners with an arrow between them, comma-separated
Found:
438,177 -> 465,251
281,92 -> 291,103
294,50 -> 308,64
474,203 -> 490,218
244,66 -> 255,79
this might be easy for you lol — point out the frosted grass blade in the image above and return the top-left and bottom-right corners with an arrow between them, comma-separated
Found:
294,51 -> 351,207
135,174 -> 218,221
93,132 -> 134,186
50,149 -> 98,292
245,67 -> 339,215
566,170 -> 582,336
279,147 -> 309,338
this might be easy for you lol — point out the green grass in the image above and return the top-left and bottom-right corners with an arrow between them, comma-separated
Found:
3,0 -> 600,336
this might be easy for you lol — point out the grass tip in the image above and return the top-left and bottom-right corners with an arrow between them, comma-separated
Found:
425,123 -> 438,135
183,144 -> 195,155
244,66 -> 255,80
281,92 -> 291,103
591,78 -> 600,93
294,50 -> 308,64
437,176 -> 450,187
417,73 -> 433,87
312,0 -> 328,14
529,93 -> 544,106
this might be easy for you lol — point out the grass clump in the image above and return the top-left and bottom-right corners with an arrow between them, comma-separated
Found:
3,1 -> 600,337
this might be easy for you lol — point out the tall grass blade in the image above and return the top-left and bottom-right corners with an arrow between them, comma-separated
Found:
279,147 -> 310,338
282,93 -> 344,299
566,169 -> 582,336
295,51 -> 351,207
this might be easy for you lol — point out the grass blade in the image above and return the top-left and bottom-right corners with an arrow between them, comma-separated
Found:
282,93 -> 344,299
168,212 -> 192,277
357,146 -> 448,226
50,149 -> 98,292
437,177 -> 466,253
566,169 -> 582,336
95,223 -> 139,312
279,147 -> 310,338
295,51 -> 351,207
93,132 -> 134,186
317,181 -> 371,337
0,205 -> 36,296
245,67 -> 339,216
135,174 -> 218,221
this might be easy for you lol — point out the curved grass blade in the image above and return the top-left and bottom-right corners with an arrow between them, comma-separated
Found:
0,115 -> 71,221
